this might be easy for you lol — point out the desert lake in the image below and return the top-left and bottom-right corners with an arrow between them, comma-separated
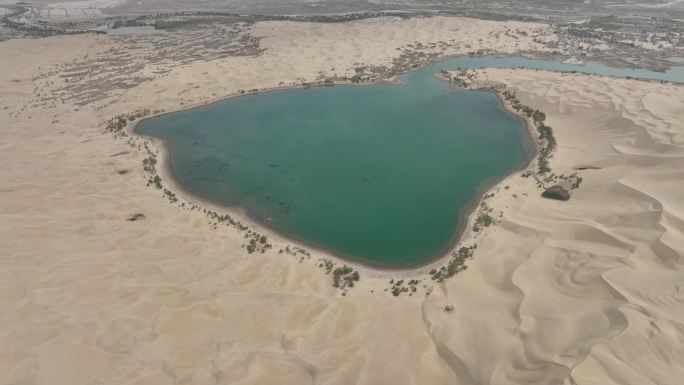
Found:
136,56 -> 684,266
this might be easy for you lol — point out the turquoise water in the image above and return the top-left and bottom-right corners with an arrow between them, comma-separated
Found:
136,56 -> 684,266
434,55 -> 684,83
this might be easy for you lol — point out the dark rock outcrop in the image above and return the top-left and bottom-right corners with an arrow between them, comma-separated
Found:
573,165 -> 601,170
542,185 -> 571,201
127,213 -> 146,221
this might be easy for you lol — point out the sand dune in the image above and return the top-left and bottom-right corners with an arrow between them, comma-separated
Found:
1,17 -> 683,385
437,69 -> 684,385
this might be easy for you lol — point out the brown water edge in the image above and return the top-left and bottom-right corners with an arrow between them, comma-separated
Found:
129,72 -> 539,276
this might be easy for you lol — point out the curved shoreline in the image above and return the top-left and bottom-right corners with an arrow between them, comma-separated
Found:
130,72 -> 539,274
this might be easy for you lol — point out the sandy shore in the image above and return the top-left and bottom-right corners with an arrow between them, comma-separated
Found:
1,16 -> 683,385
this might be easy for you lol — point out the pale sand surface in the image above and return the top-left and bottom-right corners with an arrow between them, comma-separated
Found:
1,17 -> 683,385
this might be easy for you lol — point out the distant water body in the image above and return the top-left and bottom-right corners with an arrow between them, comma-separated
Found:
136,56 -> 684,267
436,56 -> 684,83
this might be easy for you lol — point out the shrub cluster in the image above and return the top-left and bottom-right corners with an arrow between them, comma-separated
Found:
332,265 -> 360,288
502,90 -> 557,175
472,212 -> 493,232
429,246 -> 476,282
388,278 -> 421,296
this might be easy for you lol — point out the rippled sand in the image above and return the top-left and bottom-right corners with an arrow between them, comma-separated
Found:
1,16 -> 682,385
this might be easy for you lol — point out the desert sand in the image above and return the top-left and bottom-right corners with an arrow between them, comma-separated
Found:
1,16 -> 683,385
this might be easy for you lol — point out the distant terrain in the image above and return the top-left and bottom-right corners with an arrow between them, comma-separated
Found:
2,0 -> 682,73
26,0 -> 684,19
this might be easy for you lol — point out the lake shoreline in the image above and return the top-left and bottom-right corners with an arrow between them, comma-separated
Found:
130,51 -> 683,273
130,60 -> 540,274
